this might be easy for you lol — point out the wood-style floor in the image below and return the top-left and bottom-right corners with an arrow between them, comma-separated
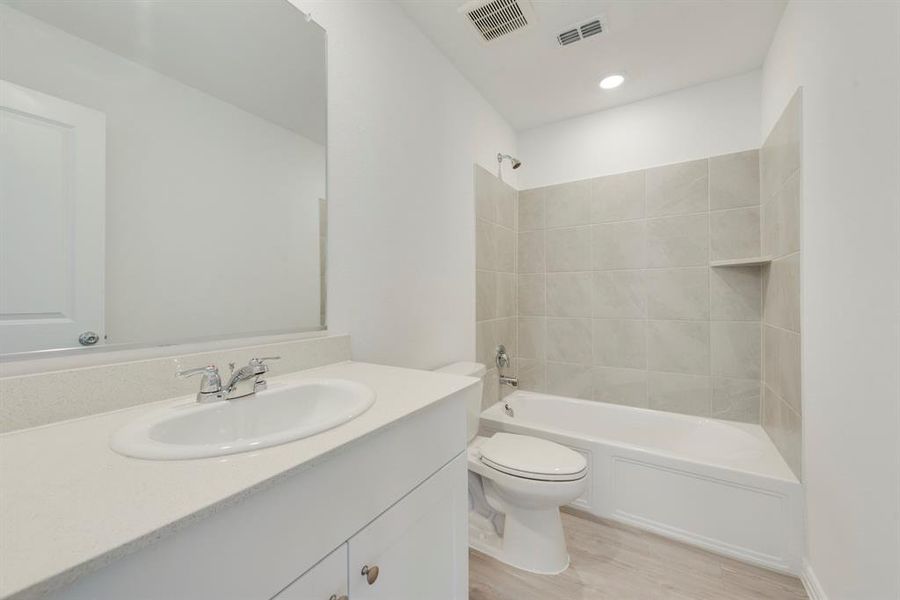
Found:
469,509 -> 808,600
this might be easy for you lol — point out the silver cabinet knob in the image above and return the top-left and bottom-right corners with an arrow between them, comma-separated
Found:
361,564 -> 379,585
78,331 -> 99,346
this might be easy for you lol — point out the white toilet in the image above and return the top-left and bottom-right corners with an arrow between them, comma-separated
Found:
435,362 -> 588,575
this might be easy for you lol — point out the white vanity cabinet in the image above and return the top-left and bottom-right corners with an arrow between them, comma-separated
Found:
273,544 -> 348,600
274,453 -> 467,600
44,392 -> 470,600
347,453 -> 467,600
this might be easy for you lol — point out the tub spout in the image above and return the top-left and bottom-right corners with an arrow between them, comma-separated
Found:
500,374 -> 518,388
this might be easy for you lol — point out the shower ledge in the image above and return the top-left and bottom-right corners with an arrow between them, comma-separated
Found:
710,256 -> 773,267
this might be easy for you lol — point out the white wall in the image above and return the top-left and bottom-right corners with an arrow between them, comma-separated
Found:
292,0 -> 518,369
0,5 -> 325,346
517,71 -> 761,189
762,2 -> 900,598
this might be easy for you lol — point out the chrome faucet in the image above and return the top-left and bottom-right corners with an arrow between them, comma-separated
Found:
224,356 -> 280,400
177,356 -> 280,403
495,344 -> 519,389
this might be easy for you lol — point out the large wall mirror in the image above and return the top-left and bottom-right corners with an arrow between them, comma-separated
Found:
0,0 -> 327,357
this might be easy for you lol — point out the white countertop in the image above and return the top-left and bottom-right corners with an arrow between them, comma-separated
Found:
0,361 -> 477,600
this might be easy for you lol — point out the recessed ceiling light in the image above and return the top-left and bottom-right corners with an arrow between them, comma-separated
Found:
599,74 -> 625,90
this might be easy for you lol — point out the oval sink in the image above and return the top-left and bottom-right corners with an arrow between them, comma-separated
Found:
110,379 -> 376,460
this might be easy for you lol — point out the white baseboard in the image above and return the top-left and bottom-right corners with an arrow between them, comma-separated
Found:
801,559 -> 827,600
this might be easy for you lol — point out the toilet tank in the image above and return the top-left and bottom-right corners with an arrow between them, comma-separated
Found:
434,362 -> 486,442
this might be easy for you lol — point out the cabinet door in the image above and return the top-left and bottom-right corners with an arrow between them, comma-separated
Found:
272,544 -> 347,600
348,453 -> 467,600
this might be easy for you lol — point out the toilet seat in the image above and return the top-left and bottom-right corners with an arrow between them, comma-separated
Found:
479,433 -> 587,482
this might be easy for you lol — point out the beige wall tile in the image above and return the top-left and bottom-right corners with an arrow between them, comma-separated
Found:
762,385 -> 802,478
477,318 -> 517,368
644,267 -> 709,320
709,150 -> 760,210
762,170 -> 801,257
645,159 -> 709,217
647,320 -> 710,375
764,324 -> 801,414
592,270 -> 646,318
496,272 -> 517,318
518,317 -> 546,360
710,207 -> 761,261
518,230 -> 545,273
547,226 -> 592,272
710,266 -> 762,321
476,218 -> 496,270
495,224 -> 516,272
518,273 -> 546,316
497,179 -> 517,230
591,221 -> 647,270
518,188 -> 546,231
482,367 -> 500,410
495,317 -> 517,357
592,367 -> 648,408
592,319 -> 646,369
476,320 -> 496,367
546,362 -> 592,400
648,371 -> 711,416
517,359 -> 546,392
476,270 -> 497,321
545,179 -> 591,228
761,90 -> 802,201
712,377 -> 761,423
763,253 -> 801,333
590,170 -> 645,223
646,214 -> 709,267
711,321 -> 761,379
548,272 -> 592,317
547,317 -> 592,364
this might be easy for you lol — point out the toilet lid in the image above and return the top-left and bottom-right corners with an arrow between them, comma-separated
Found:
480,433 -> 587,482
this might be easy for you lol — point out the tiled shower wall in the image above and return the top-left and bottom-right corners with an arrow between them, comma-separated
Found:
516,151 -> 765,423
475,166 -> 518,409
761,90 -> 803,477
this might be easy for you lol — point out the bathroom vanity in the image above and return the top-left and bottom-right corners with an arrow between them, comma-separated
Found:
0,362 -> 477,600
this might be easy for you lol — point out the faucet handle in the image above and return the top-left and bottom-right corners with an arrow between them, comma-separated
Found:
251,356 -> 281,364
176,364 -> 223,401
176,364 -> 217,379
249,356 -> 280,371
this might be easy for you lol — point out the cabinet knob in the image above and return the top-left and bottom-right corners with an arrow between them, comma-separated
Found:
328,595 -> 348,600
361,564 -> 379,585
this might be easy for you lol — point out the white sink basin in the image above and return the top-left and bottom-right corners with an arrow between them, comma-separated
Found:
110,379 -> 376,460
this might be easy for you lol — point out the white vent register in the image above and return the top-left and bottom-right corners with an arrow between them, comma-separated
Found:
461,0 -> 536,42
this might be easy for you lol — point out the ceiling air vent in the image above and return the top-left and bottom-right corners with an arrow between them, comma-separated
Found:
557,16 -> 606,47
461,0 -> 536,43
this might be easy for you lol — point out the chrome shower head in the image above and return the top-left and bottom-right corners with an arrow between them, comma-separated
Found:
497,153 -> 522,170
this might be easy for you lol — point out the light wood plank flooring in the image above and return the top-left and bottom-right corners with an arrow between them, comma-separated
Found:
470,510 -> 807,600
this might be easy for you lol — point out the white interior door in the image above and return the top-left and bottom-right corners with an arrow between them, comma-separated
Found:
0,80 -> 105,354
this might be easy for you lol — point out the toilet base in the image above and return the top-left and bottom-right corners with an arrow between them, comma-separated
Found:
468,507 -> 571,575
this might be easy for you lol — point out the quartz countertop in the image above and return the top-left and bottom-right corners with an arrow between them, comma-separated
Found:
0,361 -> 477,600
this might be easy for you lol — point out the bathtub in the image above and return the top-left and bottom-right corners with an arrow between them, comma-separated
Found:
480,390 -> 803,575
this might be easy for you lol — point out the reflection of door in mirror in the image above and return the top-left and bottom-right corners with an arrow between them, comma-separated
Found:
0,80 -> 106,354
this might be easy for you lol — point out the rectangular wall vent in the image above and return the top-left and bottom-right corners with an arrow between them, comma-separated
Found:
463,0 -> 534,42
557,16 -> 605,46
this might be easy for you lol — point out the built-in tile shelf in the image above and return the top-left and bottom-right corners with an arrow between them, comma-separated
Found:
710,256 -> 773,268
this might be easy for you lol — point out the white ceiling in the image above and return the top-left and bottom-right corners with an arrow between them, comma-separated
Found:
4,0 -> 327,144
398,0 -> 786,131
